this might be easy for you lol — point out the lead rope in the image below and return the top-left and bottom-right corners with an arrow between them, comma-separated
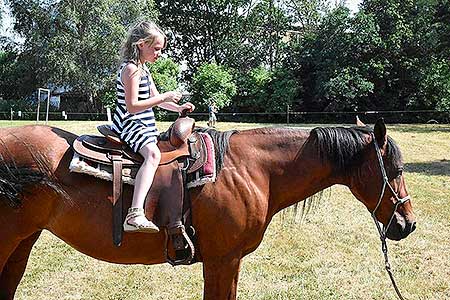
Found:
372,214 -> 406,300
371,133 -> 408,300
382,238 -> 406,300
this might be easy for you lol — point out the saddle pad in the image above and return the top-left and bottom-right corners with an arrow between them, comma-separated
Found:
186,132 -> 216,188
69,153 -> 136,185
69,132 -> 217,188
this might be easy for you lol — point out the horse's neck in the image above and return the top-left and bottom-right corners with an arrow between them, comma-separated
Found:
254,129 -> 344,214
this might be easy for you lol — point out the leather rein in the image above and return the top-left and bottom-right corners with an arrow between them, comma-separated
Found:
370,133 -> 411,300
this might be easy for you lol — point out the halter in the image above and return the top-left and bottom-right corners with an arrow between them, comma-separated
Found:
370,133 -> 411,300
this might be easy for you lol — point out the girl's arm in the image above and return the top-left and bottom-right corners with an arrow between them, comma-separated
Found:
122,63 -> 180,114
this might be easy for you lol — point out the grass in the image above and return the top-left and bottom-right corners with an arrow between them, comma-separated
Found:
1,120 -> 449,300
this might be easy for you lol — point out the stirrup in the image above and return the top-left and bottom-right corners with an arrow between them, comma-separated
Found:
123,208 -> 159,233
165,225 -> 196,266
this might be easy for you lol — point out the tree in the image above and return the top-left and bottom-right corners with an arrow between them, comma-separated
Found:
155,0 -> 245,76
360,0 -> 450,111
6,0 -> 158,111
0,47 -> 40,107
235,65 -> 273,112
284,0 -> 450,114
0,49 -> 38,111
155,0 -> 291,77
281,0 -> 332,32
191,63 -> 236,111
285,5 -> 380,111
148,57 -> 180,93
148,57 -> 180,120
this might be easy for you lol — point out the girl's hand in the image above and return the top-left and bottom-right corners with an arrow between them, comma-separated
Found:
163,91 -> 182,103
180,102 -> 195,113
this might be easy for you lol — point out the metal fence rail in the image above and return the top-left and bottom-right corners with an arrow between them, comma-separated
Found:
1,110 -> 449,124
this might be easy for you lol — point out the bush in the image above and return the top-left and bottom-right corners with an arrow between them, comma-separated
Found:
148,58 -> 180,93
191,63 -> 236,111
233,65 -> 299,113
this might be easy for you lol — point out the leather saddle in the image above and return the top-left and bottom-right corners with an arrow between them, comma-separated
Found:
72,116 -> 206,266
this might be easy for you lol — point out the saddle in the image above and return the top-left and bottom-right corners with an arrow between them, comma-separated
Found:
72,116 -> 207,266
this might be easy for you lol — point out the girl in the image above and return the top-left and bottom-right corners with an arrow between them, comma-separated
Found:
111,21 -> 195,233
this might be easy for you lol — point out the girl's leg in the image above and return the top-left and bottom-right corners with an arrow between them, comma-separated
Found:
123,141 -> 161,233
132,142 -> 161,209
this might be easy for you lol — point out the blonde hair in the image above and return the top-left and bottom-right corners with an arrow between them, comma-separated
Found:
120,21 -> 167,65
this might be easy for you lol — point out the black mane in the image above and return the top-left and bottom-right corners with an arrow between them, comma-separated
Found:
309,126 -> 402,174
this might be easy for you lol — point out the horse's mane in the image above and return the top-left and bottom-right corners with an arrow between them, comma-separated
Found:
309,125 -> 402,173
195,127 -> 238,174
290,125 -> 403,222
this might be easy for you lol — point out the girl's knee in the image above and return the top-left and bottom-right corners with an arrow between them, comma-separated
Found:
151,147 -> 161,164
140,143 -> 161,166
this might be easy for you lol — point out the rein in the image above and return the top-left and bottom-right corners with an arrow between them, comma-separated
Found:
370,133 -> 411,300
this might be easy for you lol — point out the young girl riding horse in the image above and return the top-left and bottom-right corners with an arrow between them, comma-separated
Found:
111,21 -> 195,233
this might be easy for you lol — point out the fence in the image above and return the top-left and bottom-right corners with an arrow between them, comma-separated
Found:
1,110 -> 449,124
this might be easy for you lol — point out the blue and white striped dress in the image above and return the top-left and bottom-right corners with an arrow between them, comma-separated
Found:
111,62 -> 159,153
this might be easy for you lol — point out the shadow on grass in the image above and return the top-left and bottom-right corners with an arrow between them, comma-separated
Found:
405,159 -> 450,176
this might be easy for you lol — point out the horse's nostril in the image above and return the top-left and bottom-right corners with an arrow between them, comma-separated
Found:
405,221 -> 416,235
410,221 -> 417,233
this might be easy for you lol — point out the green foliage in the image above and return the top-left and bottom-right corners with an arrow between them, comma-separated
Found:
282,0 -> 331,32
98,89 -> 116,109
323,67 -> 374,111
285,0 -> 450,113
270,68 -> 299,112
416,58 -> 450,111
155,0 -> 292,78
147,57 -> 179,93
236,66 -> 272,111
0,50 -> 37,106
192,63 -> 236,111
286,5 -> 380,111
234,65 -> 298,113
5,0 -> 158,110
2,0 -> 450,117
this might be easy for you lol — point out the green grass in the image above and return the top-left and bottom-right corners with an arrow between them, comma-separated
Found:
2,120 -> 449,300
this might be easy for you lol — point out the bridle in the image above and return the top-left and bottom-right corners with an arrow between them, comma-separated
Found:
371,133 -> 411,237
370,133 -> 411,300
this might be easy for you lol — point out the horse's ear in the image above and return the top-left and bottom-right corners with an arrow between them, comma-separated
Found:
356,115 -> 366,126
374,118 -> 387,147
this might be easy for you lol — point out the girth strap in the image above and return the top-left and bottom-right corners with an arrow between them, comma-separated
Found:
111,155 -> 123,247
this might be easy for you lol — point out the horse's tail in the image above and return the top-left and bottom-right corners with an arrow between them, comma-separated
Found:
0,161 -> 47,209
0,139 -> 49,208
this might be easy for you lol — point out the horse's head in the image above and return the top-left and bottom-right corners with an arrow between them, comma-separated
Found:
349,119 -> 416,241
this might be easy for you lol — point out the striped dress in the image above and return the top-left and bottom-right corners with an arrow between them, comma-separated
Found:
111,62 -> 159,153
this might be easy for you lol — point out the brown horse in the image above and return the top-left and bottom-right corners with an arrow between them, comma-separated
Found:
0,119 -> 416,300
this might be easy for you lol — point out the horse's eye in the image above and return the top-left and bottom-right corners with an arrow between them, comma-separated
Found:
396,169 -> 403,178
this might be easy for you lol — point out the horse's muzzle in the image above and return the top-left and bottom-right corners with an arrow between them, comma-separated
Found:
386,213 -> 417,241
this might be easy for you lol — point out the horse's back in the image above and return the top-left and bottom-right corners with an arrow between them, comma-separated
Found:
0,125 -> 76,171
1,124 -> 76,141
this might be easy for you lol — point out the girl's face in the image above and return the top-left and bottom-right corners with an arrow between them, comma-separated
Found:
138,34 -> 165,64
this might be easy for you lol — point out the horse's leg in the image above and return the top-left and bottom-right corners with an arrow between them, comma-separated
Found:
228,259 -> 242,299
202,256 -> 242,300
0,231 -> 42,300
